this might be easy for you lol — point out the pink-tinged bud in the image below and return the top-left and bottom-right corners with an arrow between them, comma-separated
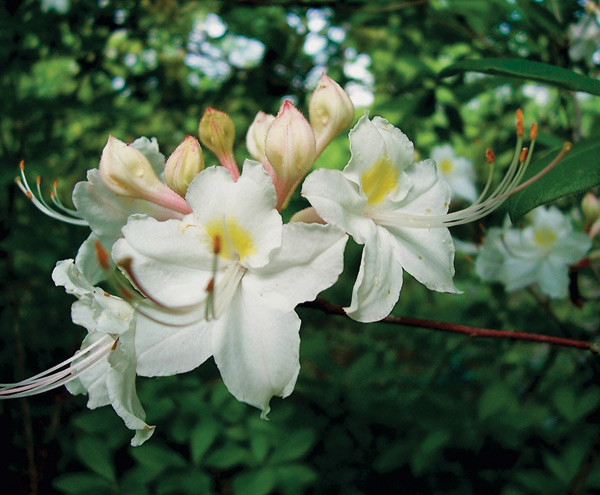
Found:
164,136 -> 204,196
99,136 -> 192,214
290,206 -> 326,224
198,108 -> 239,180
309,74 -> 354,156
246,111 -> 275,162
265,100 -> 316,210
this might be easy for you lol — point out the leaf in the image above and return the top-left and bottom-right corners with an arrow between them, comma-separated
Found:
190,418 -> 220,465
205,442 -> 248,469
232,468 -> 277,495
478,382 -> 516,420
439,58 -> 600,96
272,429 -> 316,463
75,436 -> 116,482
130,444 -> 187,472
508,138 -> 600,222
53,473 -> 115,495
156,470 -> 212,495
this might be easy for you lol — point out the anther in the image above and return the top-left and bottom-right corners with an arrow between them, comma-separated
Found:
516,109 -> 524,137
520,148 -> 528,163
530,123 -> 538,140
486,148 -> 495,164
94,240 -> 111,270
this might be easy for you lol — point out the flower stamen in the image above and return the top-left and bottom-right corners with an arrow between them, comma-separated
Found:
15,161 -> 88,226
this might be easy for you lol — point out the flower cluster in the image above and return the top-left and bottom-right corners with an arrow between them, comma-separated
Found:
475,206 -> 592,298
2,76 -> 566,444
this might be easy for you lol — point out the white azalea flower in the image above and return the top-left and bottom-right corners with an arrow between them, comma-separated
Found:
431,144 -> 478,202
302,114 -> 460,323
0,260 -> 155,446
112,160 -> 347,416
475,206 -> 592,298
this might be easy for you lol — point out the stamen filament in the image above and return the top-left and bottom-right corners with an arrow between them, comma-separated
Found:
16,162 -> 88,226
0,335 -> 114,399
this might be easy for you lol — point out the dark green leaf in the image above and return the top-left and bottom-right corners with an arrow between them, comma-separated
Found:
440,58 -> 600,96
272,429 -> 316,463
53,473 -> 115,495
205,443 -> 248,469
232,468 -> 277,495
190,418 -> 220,465
75,436 -> 116,482
508,138 -> 600,222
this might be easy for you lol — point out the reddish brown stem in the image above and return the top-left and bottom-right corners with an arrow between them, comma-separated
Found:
301,298 -> 598,353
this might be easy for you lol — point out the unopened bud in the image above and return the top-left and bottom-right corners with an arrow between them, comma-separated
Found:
309,74 -> 354,156
99,136 -> 191,214
246,111 -> 275,162
164,136 -> 204,196
198,108 -> 239,180
265,100 -> 316,209
582,193 -> 600,223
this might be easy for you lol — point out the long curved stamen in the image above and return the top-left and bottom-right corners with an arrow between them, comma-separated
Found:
366,113 -> 569,230
16,161 -> 88,226
0,334 -> 114,399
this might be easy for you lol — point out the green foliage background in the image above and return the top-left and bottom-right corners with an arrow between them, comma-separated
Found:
1,0 -> 599,494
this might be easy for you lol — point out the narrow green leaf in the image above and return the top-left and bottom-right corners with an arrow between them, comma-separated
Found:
508,138 -> 600,222
440,58 -> 600,96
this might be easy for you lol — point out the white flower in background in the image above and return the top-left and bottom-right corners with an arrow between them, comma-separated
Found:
431,144 -> 478,203
112,161 -> 347,416
303,114 -> 460,323
475,206 -> 592,298
0,260 -> 155,446
568,13 -> 600,66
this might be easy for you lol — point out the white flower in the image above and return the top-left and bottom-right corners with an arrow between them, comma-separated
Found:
302,114 -> 459,323
112,160 -> 347,416
475,206 -> 592,298
0,260 -> 155,446
431,144 -> 478,202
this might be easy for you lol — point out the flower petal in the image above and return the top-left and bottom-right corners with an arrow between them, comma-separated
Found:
113,216 -> 214,308
184,163 -> 282,269
212,290 -> 301,417
245,222 -> 348,311
346,227 -> 405,322
302,168 -> 371,243
134,316 -> 212,377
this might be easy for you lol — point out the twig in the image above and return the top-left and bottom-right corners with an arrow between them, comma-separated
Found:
301,298 -> 598,353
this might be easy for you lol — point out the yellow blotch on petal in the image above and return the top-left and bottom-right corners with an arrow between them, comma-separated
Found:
533,228 -> 557,247
205,217 -> 255,261
361,156 -> 398,206
439,158 -> 453,174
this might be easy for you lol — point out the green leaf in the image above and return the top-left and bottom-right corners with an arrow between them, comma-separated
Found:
53,473 -> 115,495
205,442 -> 248,469
190,418 -> 220,465
508,138 -> 600,222
75,436 -> 116,482
156,470 -> 212,495
272,429 -> 316,463
478,382 -> 516,420
232,468 -> 277,495
439,58 -> 600,96
130,444 -> 187,472
274,464 -> 318,486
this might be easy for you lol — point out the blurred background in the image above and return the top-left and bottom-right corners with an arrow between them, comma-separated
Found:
1,0 -> 600,494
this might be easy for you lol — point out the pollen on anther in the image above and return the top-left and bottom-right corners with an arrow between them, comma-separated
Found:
205,278 -> 215,292
36,176 -> 41,186
530,123 -> 538,140
213,235 -> 221,255
19,160 -> 25,170
520,148 -> 528,163
486,148 -> 495,164
516,109 -> 524,137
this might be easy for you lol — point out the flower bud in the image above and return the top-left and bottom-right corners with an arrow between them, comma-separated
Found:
582,192 -> 600,223
246,111 -> 275,162
265,100 -> 316,209
309,74 -> 354,156
99,136 -> 191,214
164,136 -> 204,197
198,108 -> 239,180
